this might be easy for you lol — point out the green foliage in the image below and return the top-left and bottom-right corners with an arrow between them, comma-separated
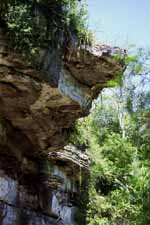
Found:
141,171 -> 150,224
107,51 -> 145,88
101,133 -> 136,175
7,3 -> 34,56
71,62 -> 150,224
2,0 -> 93,58
67,1 -> 93,44
107,72 -> 123,87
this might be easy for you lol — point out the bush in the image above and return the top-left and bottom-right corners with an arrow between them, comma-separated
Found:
1,0 -> 93,58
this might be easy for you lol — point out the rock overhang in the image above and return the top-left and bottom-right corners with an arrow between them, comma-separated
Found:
0,2 -> 127,224
0,27 -> 126,154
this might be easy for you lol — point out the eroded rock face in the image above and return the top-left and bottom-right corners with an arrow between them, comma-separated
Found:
49,145 -> 90,173
0,26 -> 125,224
0,29 -> 125,152
0,145 -> 89,225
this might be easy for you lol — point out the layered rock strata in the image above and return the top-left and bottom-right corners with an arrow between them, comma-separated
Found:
0,27 -> 125,225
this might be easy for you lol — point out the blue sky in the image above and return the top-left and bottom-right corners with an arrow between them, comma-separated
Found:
86,0 -> 150,48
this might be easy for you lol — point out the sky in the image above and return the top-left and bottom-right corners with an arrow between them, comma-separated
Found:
86,0 -> 150,48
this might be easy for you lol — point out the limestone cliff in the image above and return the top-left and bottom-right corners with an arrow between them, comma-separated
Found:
0,24 -> 125,225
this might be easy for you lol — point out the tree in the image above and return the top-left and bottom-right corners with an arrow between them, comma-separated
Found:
71,48 -> 150,225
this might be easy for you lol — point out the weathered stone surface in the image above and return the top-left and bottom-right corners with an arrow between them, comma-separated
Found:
65,45 -> 125,87
0,20 -> 125,224
0,29 -> 125,153
0,149 -> 87,225
0,117 -> 90,225
0,201 -> 57,225
49,145 -> 90,174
